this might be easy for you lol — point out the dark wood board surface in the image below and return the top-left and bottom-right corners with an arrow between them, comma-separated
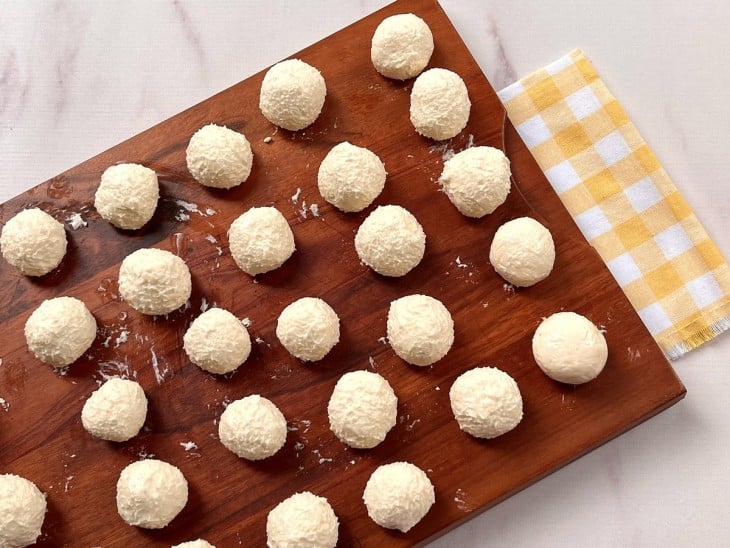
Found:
0,0 -> 685,546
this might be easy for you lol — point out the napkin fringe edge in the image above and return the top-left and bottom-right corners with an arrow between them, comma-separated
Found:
665,316 -> 730,360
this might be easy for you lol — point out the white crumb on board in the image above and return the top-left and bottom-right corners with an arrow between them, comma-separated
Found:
503,283 -> 516,293
150,348 -> 169,384
200,297 -> 210,313
455,256 -> 468,268
180,441 -> 198,452
114,329 -> 129,348
368,356 -> 377,370
65,212 -> 87,230
0,398 -> 9,411
97,359 -> 132,381
309,203 -> 320,217
241,317 -> 252,328
378,336 -> 387,345
263,136 -> 273,143
291,187 -> 302,204
173,199 -> 216,221
204,234 -> 217,244
64,475 -> 74,493
299,199 -> 308,219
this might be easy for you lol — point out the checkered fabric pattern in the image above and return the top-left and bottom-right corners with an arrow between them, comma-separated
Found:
498,49 -> 730,359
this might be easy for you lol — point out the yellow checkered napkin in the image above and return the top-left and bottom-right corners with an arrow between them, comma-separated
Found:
498,49 -> 730,359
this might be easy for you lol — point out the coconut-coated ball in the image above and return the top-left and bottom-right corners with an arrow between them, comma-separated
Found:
183,308 -> 252,374
0,474 -> 46,548
266,491 -> 339,548
81,378 -> 148,442
259,59 -> 326,131
317,142 -> 386,213
0,208 -> 67,276
410,68 -> 471,140
371,13 -> 434,80
94,163 -> 159,229
186,124 -> 253,189
218,395 -> 287,461
489,217 -> 555,287
228,206 -> 295,275
172,541 -> 215,548
276,297 -> 340,362
387,294 -> 454,366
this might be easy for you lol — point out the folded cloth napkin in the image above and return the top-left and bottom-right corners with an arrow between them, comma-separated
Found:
497,49 -> 730,359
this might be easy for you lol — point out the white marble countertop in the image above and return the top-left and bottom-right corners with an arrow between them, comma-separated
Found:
1,1 -> 728,546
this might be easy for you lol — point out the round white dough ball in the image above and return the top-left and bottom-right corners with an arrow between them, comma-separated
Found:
363,462 -> 434,533
94,163 -> 159,229
489,217 -> 555,287
116,459 -> 188,529
118,248 -> 192,315
371,13 -> 434,80
183,308 -> 251,374
532,312 -> 608,384
317,142 -> 386,213
186,124 -> 253,189
0,474 -> 46,548
172,540 -> 215,548
276,297 -> 340,362
0,208 -> 66,276
410,68 -> 471,140
24,296 -> 96,368
81,378 -> 148,442
218,395 -> 287,460
327,370 -> 397,449
354,205 -> 425,277
228,206 -> 295,275
267,491 -> 338,548
259,59 -> 326,131
387,294 -> 454,366
449,367 -> 523,439
439,146 -> 511,218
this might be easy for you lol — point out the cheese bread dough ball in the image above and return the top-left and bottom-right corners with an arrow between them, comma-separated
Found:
183,308 -> 251,374
267,491 -> 338,548
363,462 -> 434,533
317,142 -> 386,213
354,205 -> 425,277
327,370 -> 397,449
276,297 -> 340,362
172,540 -> 215,548
228,207 -> 295,275
186,124 -> 253,189
116,459 -> 188,529
0,208 -> 66,276
532,312 -> 608,384
81,378 -> 148,442
24,296 -> 96,368
439,146 -> 511,218
489,217 -> 555,287
259,59 -> 326,131
94,163 -> 159,229
218,395 -> 287,461
449,367 -> 523,439
371,13 -> 434,80
387,294 -> 454,366
410,68 -> 470,140
118,248 -> 192,315
0,474 -> 46,548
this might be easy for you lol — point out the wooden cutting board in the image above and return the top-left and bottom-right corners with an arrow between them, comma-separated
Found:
0,1 -> 685,546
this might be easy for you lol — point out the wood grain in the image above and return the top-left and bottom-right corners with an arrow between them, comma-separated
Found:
0,1 -> 685,546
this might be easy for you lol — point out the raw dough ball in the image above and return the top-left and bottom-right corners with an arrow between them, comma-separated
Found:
317,142 -> 386,213
94,163 -> 159,229
172,540 -> 215,548
410,68 -> 470,140
24,296 -> 96,368
449,367 -> 523,439
532,312 -> 608,384
116,459 -> 188,529
354,205 -> 425,277
218,395 -> 287,460
81,378 -> 148,442
387,294 -> 454,366
439,146 -> 511,218
259,59 -> 326,131
371,13 -> 434,80
183,308 -> 251,374
0,208 -> 66,276
118,248 -> 192,315
186,124 -> 253,189
489,217 -> 555,287
0,474 -> 46,548
266,491 -> 338,548
276,297 -> 340,362
228,207 -> 295,275
327,370 -> 397,449
363,462 -> 434,533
